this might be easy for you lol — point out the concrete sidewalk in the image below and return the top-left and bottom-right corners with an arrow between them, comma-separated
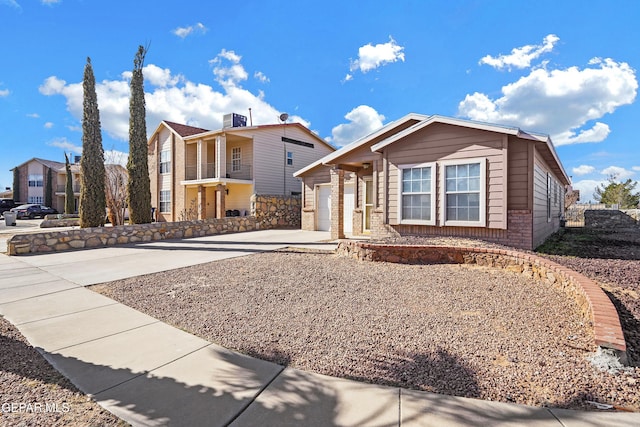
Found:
1,229 -> 639,426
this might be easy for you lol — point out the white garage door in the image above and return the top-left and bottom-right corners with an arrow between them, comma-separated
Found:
316,184 -> 354,233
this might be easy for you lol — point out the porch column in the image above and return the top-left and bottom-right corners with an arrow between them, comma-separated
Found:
216,184 -> 226,219
196,139 -> 203,180
330,168 -> 345,240
216,135 -> 226,179
197,185 -> 206,220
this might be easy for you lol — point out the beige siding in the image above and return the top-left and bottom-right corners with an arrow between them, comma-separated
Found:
532,147 -> 563,247
301,167 -> 331,209
507,138 -> 530,210
385,124 -> 505,228
252,126 -> 333,195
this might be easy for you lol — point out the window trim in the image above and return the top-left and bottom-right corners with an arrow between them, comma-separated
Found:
440,157 -> 487,227
397,162 -> 436,225
232,147 -> 241,172
159,190 -> 171,213
159,150 -> 171,174
286,151 -> 294,166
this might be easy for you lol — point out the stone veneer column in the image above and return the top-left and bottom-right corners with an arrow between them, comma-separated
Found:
330,168 -> 345,240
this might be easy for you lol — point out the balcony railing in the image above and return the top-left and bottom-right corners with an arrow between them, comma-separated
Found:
226,163 -> 252,180
184,163 -> 252,181
56,184 -> 80,193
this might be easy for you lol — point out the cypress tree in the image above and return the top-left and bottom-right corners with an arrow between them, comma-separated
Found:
64,153 -> 75,214
79,57 -> 106,227
44,167 -> 53,207
127,45 -> 152,224
12,168 -> 20,203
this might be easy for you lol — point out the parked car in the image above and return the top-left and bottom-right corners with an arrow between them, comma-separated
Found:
0,199 -> 17,217
10,204 -> 58,219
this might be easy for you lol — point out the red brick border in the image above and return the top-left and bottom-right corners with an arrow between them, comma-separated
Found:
337,241 -> 628,365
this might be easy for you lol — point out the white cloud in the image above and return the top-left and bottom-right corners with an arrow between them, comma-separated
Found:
0,88 -> 9,97
254,71 -> 269,83
571,179 -> 603,203
173,22 -> 207,39
458,57 -> 637,146
27,113 -> 39,118
44,122 -> 54,129
632,166 -> 640,172
104,150 -> 128,166
329,105 -> 385,146
348,36 -> 405,75
480,34 -> 559,71
572,165 -> 595,176
41,0 -> 61,5
39,49 -> 311,142
601,166 -> 635,180
0,0 -> 20,9
47,137 -> 81,154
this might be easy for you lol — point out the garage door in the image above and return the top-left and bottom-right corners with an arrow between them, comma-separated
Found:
316,184 -> 354,233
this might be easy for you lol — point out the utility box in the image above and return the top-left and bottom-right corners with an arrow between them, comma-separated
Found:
223,113 -> 247,128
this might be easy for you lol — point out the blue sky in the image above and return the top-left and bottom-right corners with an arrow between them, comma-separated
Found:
1,0 -> 638,202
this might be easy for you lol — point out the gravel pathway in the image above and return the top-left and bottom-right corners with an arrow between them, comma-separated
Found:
91,248 -> 640,411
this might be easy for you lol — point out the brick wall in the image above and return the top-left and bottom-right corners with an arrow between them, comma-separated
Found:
330,169 -> 345,239
371,210 -> 535,249
301,208 -> 315,231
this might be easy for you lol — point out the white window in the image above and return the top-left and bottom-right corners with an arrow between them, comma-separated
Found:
442,158 -> 486,227
398,163 -> 435,224
232,147 -> 241,172
28,174 -> 43,187
159,190 -> 171,213
286,151 -> 293,166
28,196 -> 43,204
160,150 -> 171,174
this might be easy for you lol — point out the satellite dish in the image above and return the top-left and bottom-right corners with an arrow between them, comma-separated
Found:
279,113 -> 289,123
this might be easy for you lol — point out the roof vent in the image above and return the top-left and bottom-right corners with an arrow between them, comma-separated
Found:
223,113 -> 247,128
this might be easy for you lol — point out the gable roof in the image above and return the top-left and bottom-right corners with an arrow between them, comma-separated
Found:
296,113 -> 570,185
370,114 -> 570,185
294,113 -> 428,177
162,121 -> 210,137
11,157 -> 65,172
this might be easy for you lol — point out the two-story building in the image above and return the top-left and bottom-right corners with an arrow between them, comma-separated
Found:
147,115 -> 335,222
11,157 -> 81,212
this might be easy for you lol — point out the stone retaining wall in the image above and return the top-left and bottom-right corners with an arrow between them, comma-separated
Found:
585,209 -> 639,230
251,194 -> 301,229
8,217 -> 257,256
337,240 -> 628,364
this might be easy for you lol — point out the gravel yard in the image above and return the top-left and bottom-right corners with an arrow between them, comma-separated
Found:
0,316 -> 126,427
91,243 -> 640,412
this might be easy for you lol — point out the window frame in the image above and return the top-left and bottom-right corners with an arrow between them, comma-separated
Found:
159,190 -> 171,213
440,157 -> 487,227
286,151 -> 293,166
397,162 -> 436,225
28,174 -> 44,187
159,150 -> 171,174
232,147 -> 241,172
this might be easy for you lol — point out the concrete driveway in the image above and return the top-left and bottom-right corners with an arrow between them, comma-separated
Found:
11,229 -> 335,285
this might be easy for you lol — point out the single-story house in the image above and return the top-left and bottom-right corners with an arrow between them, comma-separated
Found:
294,114 -> 571,250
